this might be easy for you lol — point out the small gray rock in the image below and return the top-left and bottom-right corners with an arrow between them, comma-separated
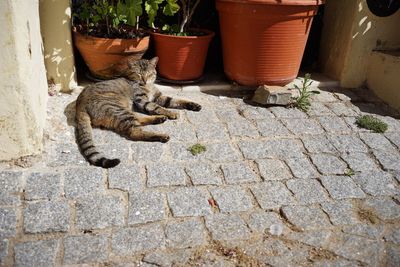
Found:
15,240 -> 59,267
320,176 -> 366,199
167,187 -> 211,217
0,208 -> 16,238
63,235 -> 108,264
221,162 -> 258,184
251,182 -> 296,209
165,218 -> 207,249
128,191 -> 166,225
205,214 -> 251,241
281,205 -> 331,230
24,201 -> 70,233
210,186 -> 253,213
147,163 -> 187,187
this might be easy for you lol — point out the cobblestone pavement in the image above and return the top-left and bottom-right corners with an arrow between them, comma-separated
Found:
1,82 -> 400,266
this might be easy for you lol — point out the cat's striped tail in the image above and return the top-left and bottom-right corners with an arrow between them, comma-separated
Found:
75,111 -> 120,168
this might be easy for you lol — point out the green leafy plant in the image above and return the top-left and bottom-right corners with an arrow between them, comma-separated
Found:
73,0 -> 144,38
292,73 -> 320,112
356,115 -> 388,133
188,144 -> 206,156
344,168 -> 355,177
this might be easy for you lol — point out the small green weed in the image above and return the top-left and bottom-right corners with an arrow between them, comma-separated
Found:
188,144 -> 207,156
292,73 -> 320,112
344,168 -> 355,177
356,115 -> 388,133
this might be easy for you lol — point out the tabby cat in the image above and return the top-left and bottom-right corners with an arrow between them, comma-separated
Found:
75,57 -> 202,168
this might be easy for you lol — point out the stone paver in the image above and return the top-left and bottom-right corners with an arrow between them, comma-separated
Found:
221,162 -> 258,184
128,191 -> 166,225
210,186 -> 253,213
24,201 -> 70,233
256,159 -> 292,180
4,82 -> 400,266
15,240 -> 59,267
251,182 -> 296,209
167,187 -> 211,217
205,214 -> 251,240
76,196 -> 124,230
320,176 -> 366,199
165,218 -> 207,248
63,235 -> 108,264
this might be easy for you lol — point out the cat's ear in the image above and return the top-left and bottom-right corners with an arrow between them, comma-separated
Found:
149,57 -> 159,66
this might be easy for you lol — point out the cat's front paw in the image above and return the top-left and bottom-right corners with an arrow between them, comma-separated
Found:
186,102 -> 202,111
154,115 -> 168,124
166,112 -> 179,120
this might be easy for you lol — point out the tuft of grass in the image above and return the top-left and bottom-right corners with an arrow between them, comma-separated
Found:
344,168 -> 355,176
292,73 -> 320,112
355,115 -> 388,133
188,144 -> 207,156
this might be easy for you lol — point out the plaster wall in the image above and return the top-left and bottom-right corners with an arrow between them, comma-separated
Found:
39,0 -> 77,93
367,51 -> 400,110
0,0 -> 48,160
320,0 -> 400,88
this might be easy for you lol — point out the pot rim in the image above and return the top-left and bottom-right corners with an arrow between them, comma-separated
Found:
151,29 -> 215,40
72,27 -> 150,42
216,0 -> 324,5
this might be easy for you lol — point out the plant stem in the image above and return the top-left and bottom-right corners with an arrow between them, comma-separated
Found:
136,16 -> 139,31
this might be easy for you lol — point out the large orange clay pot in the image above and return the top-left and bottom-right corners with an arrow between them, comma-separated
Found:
151,30 -> 215,81
216,0 -> 324,86
73,29 -> 149,78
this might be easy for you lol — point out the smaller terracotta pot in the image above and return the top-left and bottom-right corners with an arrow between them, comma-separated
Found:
151,30 -> 214,81
72,29 -> 149,77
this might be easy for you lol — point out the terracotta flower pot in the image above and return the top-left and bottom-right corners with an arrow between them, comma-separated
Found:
151,30 -> 215,81
216,0 -> 324,86
72,29 -> 149,78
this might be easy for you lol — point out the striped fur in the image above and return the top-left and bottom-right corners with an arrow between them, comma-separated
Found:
75,57 -> 202,168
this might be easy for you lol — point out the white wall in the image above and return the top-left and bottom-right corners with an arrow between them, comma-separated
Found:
0,0 -> 48,160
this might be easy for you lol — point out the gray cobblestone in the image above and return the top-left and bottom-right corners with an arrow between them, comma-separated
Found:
109,164 -> 143,192
215,109 -> 245,122
131,142 -> 167,162
341,152 -> 379,172
281,206 -> 331,230
385,132 -> 400,149
15,240 -> 59,267
247,211 -> 283,233
147,122 -> 197,142
25,172 -> 62,200
320,176 -> 366,199
384,245 -> 400,267
48,143 -> 88,167
227,119 -> 259,137
196,123 -> 228,141
185,163 -> 222,185
255,118 -> 292,137
329,135 -> 368,153
285,155 -> 319,179
205,214 -> 251,240
0,239 -> 8,264
307,102 -> 335,116
167,187 -> 211,217
301,135 -> 337,153
360,133 -> 397,151
240,106 -> 275,120
310,90 -> 338,102
353,171 -> 398,196
251,182 -> 296,209
165,218 -> 206,248
0,171 -> 22,206
63,235 -> 108,264
316,116 -> 352,133
269,107 -> 307,118
384,227 -> 400,244
327,233 -> 381,264
287,230 -> 332,248
204,142 -> 241,162
221,162 -> 258,184
286,179 -> 329,204
281,118 -> 324,135
186,109 -> 219,125
128,191 -> 166,225
24,201 -> 69,233
76,196 -> 124,230
311,154 -> 347,175
326,102 -> 359,117
342,224 -> 384,239
256,159 -> 292,180
321,200 -> 359,225
238,139 -> 304,159
360,198 -> 400,221
143,249 -> 193,267
64,167 -> 104,198
147,163 -> 187,187
373,149 -> 400,171
210,186 -> 253,213
112,224 -> 165,254
0,208 -> 16,237
377,115 -> 400,132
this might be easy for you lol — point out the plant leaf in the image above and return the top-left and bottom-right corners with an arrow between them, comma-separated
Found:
163,0 -> 180,16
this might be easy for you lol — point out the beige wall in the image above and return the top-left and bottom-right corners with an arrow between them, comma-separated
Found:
39,0 -> 77,93
320,0 -> 400,88
367,51 -> 400,110
0,0 -> 48,160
